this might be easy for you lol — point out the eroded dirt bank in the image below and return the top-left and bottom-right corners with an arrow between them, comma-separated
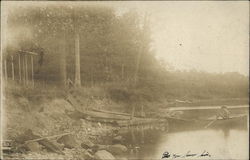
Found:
3,92 -> 130,160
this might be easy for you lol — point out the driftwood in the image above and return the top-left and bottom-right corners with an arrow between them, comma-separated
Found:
25,132 -> 72,144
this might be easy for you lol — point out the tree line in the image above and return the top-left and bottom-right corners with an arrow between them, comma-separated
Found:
4,4 -> 248,101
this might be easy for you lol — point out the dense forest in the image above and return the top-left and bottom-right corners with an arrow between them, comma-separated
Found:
3,4 -> 249,104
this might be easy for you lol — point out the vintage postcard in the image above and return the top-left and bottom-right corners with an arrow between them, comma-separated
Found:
1,1 -> 249,160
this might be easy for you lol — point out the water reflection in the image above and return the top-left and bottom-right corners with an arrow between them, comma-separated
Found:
121,124 -> 248,160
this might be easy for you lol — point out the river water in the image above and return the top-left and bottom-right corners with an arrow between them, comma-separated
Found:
120,110 -> 249,160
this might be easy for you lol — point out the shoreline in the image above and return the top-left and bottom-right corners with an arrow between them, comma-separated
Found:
165,98 -> 248,108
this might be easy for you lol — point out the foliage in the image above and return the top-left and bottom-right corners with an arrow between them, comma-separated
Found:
4,4 -> 248,104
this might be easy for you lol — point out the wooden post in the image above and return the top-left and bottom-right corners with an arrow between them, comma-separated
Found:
18,54 -> 21,83
31,55 -> 34,88
130,127 -> 136,148
11,55 -> 14,81
4,59 -> 7,81
75,32 -> 81,87
131,105 -> 135,120
25,54 -> 28,85
141,105 -> 145,117
121,63 -> 124,80
140,126 -> 145,144
91,69 -> 94,87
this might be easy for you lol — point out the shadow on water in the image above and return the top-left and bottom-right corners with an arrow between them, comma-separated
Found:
119,116 -> 248,160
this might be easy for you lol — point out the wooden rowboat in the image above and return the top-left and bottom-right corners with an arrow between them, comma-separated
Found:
166,114 -> 248,132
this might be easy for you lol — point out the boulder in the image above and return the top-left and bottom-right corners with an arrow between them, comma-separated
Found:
81,140 -> 94,149
91,145 -> 99,153
94,150 -> 115,160
25,142 -> 42,152
112,129 -> 119,136
112,136 -> 123,144
57,134 -> 77,149
82,150 -> 94,160
114,136 -> 122,141
75,149 -> 93,160
107,144 -> 127,155
15,129 -> 38,144
96,144 -> 108,150
85,148 -> 94,154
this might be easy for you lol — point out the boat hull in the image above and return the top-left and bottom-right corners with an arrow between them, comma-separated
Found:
166,115 -> 248,132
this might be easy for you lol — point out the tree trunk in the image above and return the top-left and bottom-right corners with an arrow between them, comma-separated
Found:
105,53 -> 109,82
75,32 -> 81,87
4,59 -> 7,81
134,48 -> 142,86
25,55 -> 28,85
31,55 -> 34,88
22,56 -> 26,85
18,54 -> 21,83
133,13 -> 148,86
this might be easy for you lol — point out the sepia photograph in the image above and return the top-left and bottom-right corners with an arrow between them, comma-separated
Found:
1,1 -> 249,160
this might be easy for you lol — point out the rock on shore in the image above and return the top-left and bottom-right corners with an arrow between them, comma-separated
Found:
94,150 -> 115,160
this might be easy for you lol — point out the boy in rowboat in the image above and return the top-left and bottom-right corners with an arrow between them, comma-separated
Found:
205,106 -> 231,128
216,106 -> 230,119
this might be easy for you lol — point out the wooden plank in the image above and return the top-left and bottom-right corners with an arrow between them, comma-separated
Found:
83,111 -> 131,120
19,50 -> 39,56
91,108 -> 130,116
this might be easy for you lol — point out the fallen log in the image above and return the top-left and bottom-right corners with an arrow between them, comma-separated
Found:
25,132 -> 72,144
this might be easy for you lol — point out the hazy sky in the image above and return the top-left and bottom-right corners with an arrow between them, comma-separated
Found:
113,1 -> 249,76
2,1 -> 249,75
